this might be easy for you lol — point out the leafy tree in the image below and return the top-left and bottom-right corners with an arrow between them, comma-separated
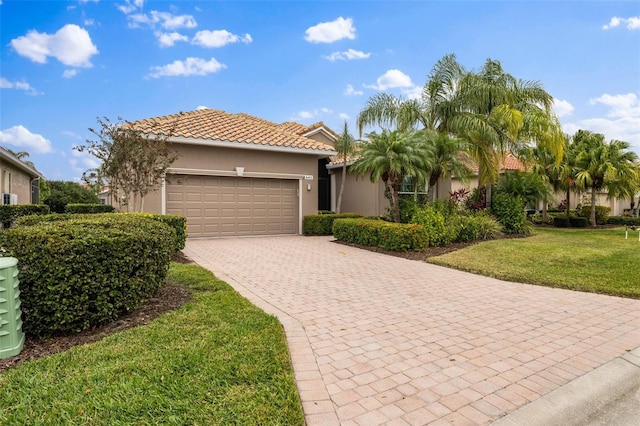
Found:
572,130 -> 638,225
334,121 -> 358,214
519,144 -> 565,222
350,129 -> 434,222
445,59 -> 563,204
43,180 -> 98,213
495,170 -> 552,210
75,117 -> 179,212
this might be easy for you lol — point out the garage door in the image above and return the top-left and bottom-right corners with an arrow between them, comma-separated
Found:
166,175 -> 298,237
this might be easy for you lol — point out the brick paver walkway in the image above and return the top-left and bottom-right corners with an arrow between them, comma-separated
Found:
184,236 -> 640,425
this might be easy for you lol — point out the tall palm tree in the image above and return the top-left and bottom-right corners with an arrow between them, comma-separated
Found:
573,130 -> 639,225
421,130 -> 471,200
334,121 -> 358,214
445,59 -> 564,203
350,129 -> 434,222
520,144 -> 565,222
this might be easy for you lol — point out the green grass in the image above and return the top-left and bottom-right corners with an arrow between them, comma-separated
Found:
428,227 -> 640,298
0,263 -> 305,425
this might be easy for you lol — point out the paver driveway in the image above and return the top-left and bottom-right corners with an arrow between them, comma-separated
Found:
184,236 -> 640,425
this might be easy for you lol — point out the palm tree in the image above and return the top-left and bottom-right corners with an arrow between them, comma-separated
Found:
573,130 -> 639,225
350,129 -> 434,222
520,145 -> 564,222
421,130 -> 471,200
334,121 -> 358,214
445,59 -> 563,204
558,135 -> 581,219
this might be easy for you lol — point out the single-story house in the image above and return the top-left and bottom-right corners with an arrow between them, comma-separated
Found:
132,109 -> 337,237
0,145 -> 44,205
132,110 -> 631,237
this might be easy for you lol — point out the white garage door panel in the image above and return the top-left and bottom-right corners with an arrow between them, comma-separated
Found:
166,174 -> 298,237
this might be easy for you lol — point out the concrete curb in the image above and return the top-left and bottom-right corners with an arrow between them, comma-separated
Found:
492,347 -> 640,426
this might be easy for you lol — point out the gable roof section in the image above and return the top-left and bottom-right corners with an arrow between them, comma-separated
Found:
0,145 -> 45,178
128,109 -> 336,154
468,151 -> 526,173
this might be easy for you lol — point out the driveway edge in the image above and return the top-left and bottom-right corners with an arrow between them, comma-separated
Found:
492,346 -> 640,426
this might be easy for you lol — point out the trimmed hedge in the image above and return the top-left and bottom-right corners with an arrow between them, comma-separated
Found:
578,205 -> 611,225
553,216 -> 570,228
332,218 -> 428,252
15,212 -> 187,252
128,213 -> 187,252
607,216 -> 640,226
303,213 -> 363,235
65,203 -> 116,214
0,215 -> 175,338
0,204 -> 50,229
569,217 -> 588,228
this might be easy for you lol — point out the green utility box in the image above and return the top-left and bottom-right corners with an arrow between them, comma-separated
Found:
0,257 -> 24,359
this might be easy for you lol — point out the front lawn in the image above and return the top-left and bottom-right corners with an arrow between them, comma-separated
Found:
428,227 -> 640,298
0,263 -> 304,425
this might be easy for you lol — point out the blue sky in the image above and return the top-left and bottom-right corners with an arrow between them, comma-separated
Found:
1,0 -> 639,182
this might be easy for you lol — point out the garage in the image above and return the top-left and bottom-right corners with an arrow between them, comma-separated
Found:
166,174 -> 298,237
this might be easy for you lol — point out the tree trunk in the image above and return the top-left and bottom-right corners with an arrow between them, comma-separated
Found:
336,162 -> 347,214
542,200 -> 548,223
590,187 -> 597,226
566,187 -> 571,219
385,181 -> 401,223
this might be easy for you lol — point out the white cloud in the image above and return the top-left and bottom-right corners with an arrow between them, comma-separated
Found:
563,92 -> 640,152
69,148 -> 100,173
192,30 -> 252,48
589,93 -> 640,118
196,105 -> 208,110
290,107 -> 333,121
62,130 -> 82,139
339,113 -> 350,120
365,69 -> 414,90
402,85 -> 422,100
305,17 -> 356,43
84,19 -> 95,26
155,31 -> 188,47
553,98 -> 575,118
128,10 -> 197,30
62,69 -> 78,78
118,0 -> 144,15
324,48 -> 370,61
603,16 -> 640,30
0,125 -> 53,153
11,24 -> 98,67
344,84 -> 363,96
0,77 -> 39,95
148,57 -> 226,78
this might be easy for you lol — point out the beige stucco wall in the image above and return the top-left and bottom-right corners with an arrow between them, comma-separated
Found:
306,131 -> 335,148
0,159 -> 34,204
143,143 -> 326,221
331,167 -> 387,216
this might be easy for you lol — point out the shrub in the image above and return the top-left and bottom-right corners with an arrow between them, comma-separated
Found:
607,216 -> 640,226
43,180 -> 99,213
1,215 -> 175,338
128,213 -> 187,252
410,205 -> 457,246
65,203 -> 116,214
464,187 -> 487,212
15,212 -> 187,252
569,217 -> 588,228
455,212 -> 501,242
332,218 -> 428,252
578,205 -> 611,225
491,192 -> 531,234
303,213 -> 363,235
0,204 -> 50,229
553,216 -> 570,228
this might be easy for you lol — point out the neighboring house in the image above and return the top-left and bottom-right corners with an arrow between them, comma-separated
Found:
0,145 -> 45,205
131,109 -> 337,237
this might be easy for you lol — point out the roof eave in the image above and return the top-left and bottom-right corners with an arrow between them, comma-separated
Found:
164,135 -> 337,156
0,151 -> 45,178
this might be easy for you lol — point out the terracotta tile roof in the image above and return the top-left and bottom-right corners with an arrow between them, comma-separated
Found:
277,120 -> 340,139
468,152 -> 526,173
127,109 -> 335,152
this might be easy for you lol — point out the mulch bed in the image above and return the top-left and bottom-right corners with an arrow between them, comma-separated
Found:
0,252 -> 195,374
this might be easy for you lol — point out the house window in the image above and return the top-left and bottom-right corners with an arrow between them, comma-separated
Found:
399,176 -> 428,195
3,170 -> 11,193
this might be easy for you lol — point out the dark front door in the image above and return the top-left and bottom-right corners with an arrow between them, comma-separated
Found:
318,158 -> 331,211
